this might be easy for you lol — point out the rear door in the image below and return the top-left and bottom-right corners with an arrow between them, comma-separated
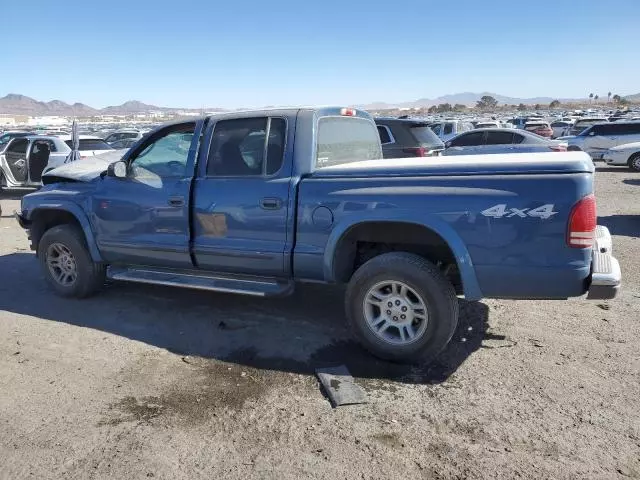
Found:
192,115 -> 292,276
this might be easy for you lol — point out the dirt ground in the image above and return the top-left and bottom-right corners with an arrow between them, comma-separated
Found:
0,165 -> 638,480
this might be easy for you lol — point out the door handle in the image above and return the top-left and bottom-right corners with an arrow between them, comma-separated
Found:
168,196 -> 185,207
260,197 -> 282,210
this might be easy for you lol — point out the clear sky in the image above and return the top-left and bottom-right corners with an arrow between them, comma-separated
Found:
3,0 -> 639,108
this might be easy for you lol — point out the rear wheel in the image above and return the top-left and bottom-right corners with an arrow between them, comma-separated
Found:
567,145 -> 582,152
345,252 -> 458,364
38,225 -> 106,298
628,153 -> 640,172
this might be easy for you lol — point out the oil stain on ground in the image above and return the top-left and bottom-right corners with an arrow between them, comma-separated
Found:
99,358 -> 295,427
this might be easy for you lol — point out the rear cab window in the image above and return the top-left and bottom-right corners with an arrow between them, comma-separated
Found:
207,117 -> 286,176
316,116 -> 382,168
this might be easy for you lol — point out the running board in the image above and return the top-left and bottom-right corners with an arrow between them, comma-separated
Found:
107,266 -> 294,297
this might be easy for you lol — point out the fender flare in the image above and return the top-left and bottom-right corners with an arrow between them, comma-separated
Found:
29,202 -> 103,262
323,214 -> 483,301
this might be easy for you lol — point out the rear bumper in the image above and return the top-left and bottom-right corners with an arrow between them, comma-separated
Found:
587,226 -> 621,299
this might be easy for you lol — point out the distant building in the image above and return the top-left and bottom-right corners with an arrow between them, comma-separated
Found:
27,116 -> 70,126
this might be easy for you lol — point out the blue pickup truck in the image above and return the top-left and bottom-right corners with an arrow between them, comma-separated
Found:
16,107 -> 621,363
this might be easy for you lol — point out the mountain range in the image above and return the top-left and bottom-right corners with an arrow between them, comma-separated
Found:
0,92 -> 637,116
357,91 -> 637,110
0,94 -> 202,116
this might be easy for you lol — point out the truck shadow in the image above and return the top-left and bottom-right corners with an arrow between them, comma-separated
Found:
599,215 -> 639,238
623,179 -> 640,186
0,252 -> 489,385
595,166 -> 631,173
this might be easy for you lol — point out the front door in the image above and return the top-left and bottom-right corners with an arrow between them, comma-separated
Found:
192,116 -> 292,276
92,121 -> 200,268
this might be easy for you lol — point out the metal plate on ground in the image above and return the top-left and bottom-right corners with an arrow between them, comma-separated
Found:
315,365 -> 368,407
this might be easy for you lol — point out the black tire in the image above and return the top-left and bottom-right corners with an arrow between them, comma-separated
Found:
38,224 -> 106,298
345,252 -> 458,364
628,153 -> 640,172
567,146 -> 582,152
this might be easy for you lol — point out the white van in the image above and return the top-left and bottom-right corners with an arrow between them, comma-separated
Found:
565,122 -> 640,160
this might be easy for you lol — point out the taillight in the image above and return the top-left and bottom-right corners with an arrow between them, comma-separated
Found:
567,194 -> 596,248
340,108 -> 356,116
403,147 -> 426,157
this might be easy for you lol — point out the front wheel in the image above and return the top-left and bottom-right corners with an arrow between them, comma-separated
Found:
628,153 -> 640,172
38,224 -> 106,298
345,252 -> 458,364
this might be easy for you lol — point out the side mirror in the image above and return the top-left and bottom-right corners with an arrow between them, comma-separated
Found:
445,141 -> 452,148
107,161 -> 127,178
589,131 -> 596,136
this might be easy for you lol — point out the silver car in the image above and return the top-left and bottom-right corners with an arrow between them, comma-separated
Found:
563,121 -> 640,160
442,128 -> 567,156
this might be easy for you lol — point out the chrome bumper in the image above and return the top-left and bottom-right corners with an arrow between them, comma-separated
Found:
587,226 -> 621,300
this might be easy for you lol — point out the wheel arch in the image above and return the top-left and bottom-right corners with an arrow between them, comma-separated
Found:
324,217 -> 482,300
29,203 -> 102,262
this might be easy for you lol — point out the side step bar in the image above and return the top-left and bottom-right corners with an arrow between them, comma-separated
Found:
107,266 -> 294,297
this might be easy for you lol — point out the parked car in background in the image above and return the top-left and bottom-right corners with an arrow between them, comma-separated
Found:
109,138 -> 139,150
0,131 -> 34,153
0,135 -> 71,190
568,117 -> 609,136
443,128 -> 567,156
428,119 -> 474,142
563,122 -> 640,160
475,121 -> 501,129
104,129 -> 144,146
57,135 -> 114,157
506,117 -> 528,129
524,121 -> 553,138
602,141 -> 640,171
550,120 -> 573,138
375,118 -> 444,157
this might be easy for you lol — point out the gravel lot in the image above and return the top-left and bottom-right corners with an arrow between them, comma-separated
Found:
1,166 -> 639,480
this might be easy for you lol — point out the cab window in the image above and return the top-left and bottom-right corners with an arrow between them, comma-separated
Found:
129,122 -> 196,178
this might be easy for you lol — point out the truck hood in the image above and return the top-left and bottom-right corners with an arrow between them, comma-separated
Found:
312,151 -> 595,177
42,150 -> 125,184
